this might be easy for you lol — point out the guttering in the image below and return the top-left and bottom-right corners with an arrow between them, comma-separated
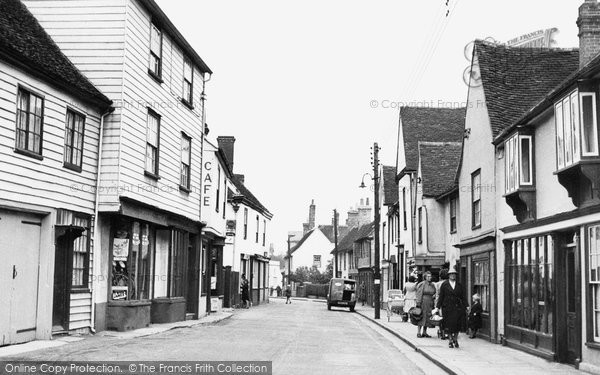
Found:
90,106 -> 115,333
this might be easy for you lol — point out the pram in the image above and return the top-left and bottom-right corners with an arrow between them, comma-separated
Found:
386,289 -> 407,322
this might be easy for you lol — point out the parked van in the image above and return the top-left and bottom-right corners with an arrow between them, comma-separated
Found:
327,278 -> 356,312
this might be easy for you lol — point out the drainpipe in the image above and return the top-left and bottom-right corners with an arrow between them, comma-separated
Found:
90,106 -> 115,333
200,72 -> 212,315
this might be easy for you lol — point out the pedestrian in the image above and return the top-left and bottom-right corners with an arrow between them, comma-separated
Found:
359,281 -> 366,306
276,285 -> 282,297
402,276 -> 418,319
468,293 -> 483,338
285,284 -> 292,304
241,274 -> 250,309
436,267 -> 466,348
415,271 -> 436,338
434,268 -> 449,340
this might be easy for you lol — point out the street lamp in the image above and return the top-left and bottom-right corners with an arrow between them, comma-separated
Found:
359,142 -> 381,320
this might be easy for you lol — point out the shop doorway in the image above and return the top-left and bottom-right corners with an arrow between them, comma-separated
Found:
557,231 -> 581,365
186,235 -> 199,318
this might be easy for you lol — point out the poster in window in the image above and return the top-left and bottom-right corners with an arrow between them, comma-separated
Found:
113,238 -> 129,261
112,286 -> 128,300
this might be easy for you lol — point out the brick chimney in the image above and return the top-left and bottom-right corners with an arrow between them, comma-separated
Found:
217,136 -> 235,172
346,207 -> 359,228
308,199 -> 316,230
357,197 -> 372,226
578,0 -> 600,68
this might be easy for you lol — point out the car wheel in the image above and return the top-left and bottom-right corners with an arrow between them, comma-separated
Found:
327,304 -> 331,311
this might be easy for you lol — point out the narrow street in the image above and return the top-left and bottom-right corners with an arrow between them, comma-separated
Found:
5,299 -> 443,375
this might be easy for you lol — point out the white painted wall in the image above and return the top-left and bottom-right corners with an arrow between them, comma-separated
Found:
291,229 -> 333,273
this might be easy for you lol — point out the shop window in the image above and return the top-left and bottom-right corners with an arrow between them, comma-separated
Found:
169,230 -> 187,297
72,216 -> 90,288
588,225 -> 600,342
111,220 -> 153,301
506,235 -> 553,333
473,259 -> 489,312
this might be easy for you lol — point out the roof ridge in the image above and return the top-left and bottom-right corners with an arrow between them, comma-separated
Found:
418,141 -> 462,146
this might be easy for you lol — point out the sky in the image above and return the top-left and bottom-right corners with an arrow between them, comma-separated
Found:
155,0 -> 581,255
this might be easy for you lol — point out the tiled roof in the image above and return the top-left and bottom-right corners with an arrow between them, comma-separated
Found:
289,229 -> 313,255
355,221 -> 375,241
475,40 -> 579,138
318,225 -> 350,243
400,107 -> 465,173
419,142 -> 462,198
230,175 -> 272,219
332,226 -> 360,254
0,0 -> 111,108
382,165 -> 398,205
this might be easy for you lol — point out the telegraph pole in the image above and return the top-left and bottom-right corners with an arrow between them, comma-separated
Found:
333,209 -> 339,278
373,143 -> 381,319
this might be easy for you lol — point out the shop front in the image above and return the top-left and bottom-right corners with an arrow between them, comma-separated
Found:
202,231 -> 224,314
456,236 -> 497,342
101,200 -> 201,331
502,231 -> 579,363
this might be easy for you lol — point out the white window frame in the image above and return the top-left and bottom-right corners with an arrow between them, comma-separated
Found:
563,97 -> 573,166
571,92 -> 581,163
589,224 -> 600,342
555,101 -> 565,169
519,135 -> 533,186
580,92 -> 599,157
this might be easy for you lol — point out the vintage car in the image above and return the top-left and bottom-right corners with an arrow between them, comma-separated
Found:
327,278 -> 357,312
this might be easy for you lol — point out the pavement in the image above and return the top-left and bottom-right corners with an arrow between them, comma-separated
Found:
0,310 -> 233,358
356,305 -> 586,375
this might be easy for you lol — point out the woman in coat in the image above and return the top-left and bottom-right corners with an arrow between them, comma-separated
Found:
415,271 -> 436,338
436,268 -> 466,348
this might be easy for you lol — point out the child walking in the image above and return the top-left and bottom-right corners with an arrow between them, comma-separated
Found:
468,293 -> 483,338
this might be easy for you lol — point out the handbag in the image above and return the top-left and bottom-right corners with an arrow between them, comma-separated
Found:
409,306 -> 423,325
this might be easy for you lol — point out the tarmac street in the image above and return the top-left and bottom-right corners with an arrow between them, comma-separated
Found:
2,298 -> 443,375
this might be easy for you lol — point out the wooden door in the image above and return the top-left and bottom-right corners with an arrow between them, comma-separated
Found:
565,237 -> 581,364
52,230 -> 72,332
0,210 -> 42,345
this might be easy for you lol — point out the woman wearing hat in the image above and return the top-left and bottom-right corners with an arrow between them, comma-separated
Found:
436,267 -> 466,348
415,271 -> 436,338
